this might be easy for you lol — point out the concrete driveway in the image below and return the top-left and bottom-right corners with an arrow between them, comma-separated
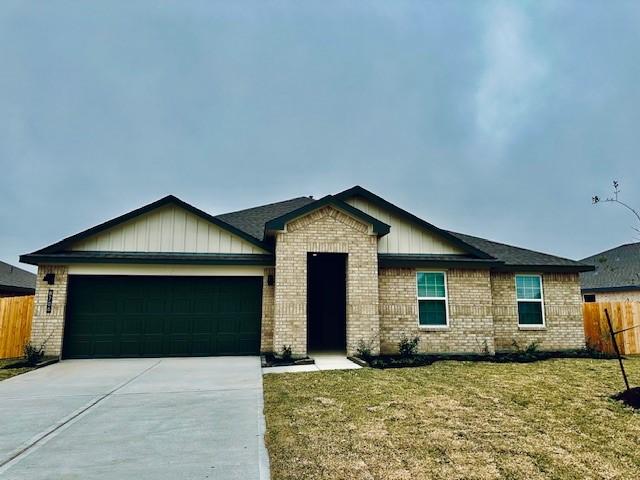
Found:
0,357 -> 269,480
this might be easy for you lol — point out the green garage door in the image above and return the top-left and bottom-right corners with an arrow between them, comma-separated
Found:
63,276 -> 262,358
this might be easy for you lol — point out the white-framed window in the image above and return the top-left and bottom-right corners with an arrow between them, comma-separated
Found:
515,274 -> 545,327
416,271 -> 449,327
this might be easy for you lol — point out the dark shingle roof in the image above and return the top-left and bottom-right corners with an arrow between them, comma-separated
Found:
216,196 -> 316,240
0,261 -> 36,290
580,242 -> 640,290
447,231 -> 590,269
217,193 -> 591,271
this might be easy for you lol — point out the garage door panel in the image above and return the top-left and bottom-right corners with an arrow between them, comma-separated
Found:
142,335 -> 164,356
143,316 -> 165,335
65,336 -> 92,357
121,317 -> 143,334
94,337 -> 120,357
166,316 -> 192,334
64,276 -> 262,358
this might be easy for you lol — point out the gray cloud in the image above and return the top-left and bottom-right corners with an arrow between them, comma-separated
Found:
1,0 -> 639,271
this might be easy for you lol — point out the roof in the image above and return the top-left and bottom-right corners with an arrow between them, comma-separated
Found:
216,196 -> 315,240
580,242 -> 640,291
448,231 -> 592,272
0,261 -> 36,291
21,186 -> 592,272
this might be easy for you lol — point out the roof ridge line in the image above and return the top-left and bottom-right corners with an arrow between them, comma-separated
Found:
216,196 -> 313,217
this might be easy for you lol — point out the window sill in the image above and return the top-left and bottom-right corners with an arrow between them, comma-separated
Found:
518,325 -> 546,331
418,325 -> 450,332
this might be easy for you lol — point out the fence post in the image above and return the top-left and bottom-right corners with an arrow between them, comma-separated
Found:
605,308 -> 630,392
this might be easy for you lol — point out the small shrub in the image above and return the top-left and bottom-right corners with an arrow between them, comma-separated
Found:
24,341 -> 45,366
281,345 -> 292,361
398,336 -> 420,358
356,337 -> 377,361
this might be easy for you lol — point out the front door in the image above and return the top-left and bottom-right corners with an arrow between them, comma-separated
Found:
306,253 -> 347,352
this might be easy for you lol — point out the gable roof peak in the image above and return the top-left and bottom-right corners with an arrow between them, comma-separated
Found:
24,194 -> 271,257
264,194 -> 391,237
334,186 -> 494,259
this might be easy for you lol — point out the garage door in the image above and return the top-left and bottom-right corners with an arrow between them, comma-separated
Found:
63,276 -> 262,358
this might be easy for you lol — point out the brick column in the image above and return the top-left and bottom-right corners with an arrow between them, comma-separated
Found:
260,267 -> 275,353
31,265 -> 69,357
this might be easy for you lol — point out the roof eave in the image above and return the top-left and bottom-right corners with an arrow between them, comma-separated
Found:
19,252 -> 275,267
494,264 -> 595,273
378,254 -> 503,269
581,285 -> 640,293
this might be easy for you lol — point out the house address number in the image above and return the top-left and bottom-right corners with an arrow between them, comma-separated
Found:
46,289 -> 53,314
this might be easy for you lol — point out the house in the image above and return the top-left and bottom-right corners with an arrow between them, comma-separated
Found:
0,260 -> 36,297
580,242 -> 640,302
20,186 -> 593,359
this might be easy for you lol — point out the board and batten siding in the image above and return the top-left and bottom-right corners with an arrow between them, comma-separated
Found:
344,196 -> 465,255
71,205 -> 268,254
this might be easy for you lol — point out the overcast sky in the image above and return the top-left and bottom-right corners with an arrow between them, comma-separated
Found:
2,1 -> 639,271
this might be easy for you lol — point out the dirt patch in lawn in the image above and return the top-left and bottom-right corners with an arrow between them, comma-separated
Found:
264,358 -> 640,480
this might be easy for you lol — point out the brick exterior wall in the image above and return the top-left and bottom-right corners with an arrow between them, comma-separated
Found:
379,268 -> 495,354
261,267 -> 275,353
30,265 -> 69,357
492,272 -> 585,351
272,206 -> 380,357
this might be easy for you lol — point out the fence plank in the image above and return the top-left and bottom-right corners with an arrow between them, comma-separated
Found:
583,301 -> 640,355
0,296 -> 34,359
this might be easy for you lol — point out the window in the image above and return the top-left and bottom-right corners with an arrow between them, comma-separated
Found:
417,272 -> 448,326
515,275 -> 545,326
583,294 -> 596,303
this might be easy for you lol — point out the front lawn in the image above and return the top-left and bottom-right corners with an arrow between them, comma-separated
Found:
264,357 -> 640,480
0,359 -> 34,381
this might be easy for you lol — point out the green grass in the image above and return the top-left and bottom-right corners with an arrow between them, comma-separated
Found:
0,359 -> 33,381
264,357 -> 640,480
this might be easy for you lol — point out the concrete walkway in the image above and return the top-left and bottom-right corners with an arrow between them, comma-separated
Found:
0,357 -> 269,480
263,352 -> 362,374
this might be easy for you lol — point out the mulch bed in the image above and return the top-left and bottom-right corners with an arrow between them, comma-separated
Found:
359,349 -> 617,369
612,387 -> 640,409
261,354 -> 315,368
0,358 -> 58,369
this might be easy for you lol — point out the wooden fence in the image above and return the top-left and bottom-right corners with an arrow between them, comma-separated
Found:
0,296 -> 34,359
583,302 -> 640,355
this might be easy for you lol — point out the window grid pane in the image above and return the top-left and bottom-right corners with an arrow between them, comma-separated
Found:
419,300 -> 447,325
516,275 -> 541,300
517,301 -> 544,325
417,272 -> 445,298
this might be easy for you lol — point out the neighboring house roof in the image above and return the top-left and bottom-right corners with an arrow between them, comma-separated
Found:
580,242 -> 640,292
0,261 -> 36,292
216,196 -> 316,240
448,231 -> 591,271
